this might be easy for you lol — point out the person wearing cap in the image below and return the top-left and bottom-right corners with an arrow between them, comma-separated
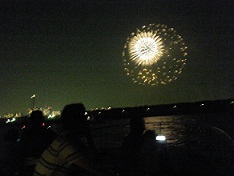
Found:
33,103 -> 107,176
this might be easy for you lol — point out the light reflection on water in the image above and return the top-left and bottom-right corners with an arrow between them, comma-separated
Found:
91,115 -> 190,148
90,113 -> 234,175
91,113 -> 234,149
144,116 -> 186,143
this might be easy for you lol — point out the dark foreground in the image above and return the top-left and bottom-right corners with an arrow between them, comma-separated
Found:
1,111 -> 234,176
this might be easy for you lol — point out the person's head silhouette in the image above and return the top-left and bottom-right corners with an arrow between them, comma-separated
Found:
29,110 -> 44,127
129,116 -> 146,134
61,103 -> 87,133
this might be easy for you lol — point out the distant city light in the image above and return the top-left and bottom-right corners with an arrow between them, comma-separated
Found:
47,114 -> 55,119
5,118 -> 16,123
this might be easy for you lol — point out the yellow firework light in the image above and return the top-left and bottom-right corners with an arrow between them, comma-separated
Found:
122,23 -> 188,86
129,31 -> 164,66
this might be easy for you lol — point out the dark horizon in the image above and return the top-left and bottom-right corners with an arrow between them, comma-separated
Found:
1,98 -> 233,117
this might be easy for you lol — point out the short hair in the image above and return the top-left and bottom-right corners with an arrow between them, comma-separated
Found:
30,110 -> 44,125
61,103 -> 86,131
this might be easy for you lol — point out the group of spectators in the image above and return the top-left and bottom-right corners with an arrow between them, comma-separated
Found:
4,103 -> 172,176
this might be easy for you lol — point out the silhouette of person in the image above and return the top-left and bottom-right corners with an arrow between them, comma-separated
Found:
20,110 -> 55,156
33,103 -> 108,176
121,116 -> 157,176
3,127 -> 22,176
18,110 -> 56,175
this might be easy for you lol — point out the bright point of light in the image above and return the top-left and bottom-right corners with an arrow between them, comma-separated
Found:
47,114 -> 55,119
129,32 -> 164,66
31,94 -> 36,99
5,118 -> 16,123
156,135 -> 166,141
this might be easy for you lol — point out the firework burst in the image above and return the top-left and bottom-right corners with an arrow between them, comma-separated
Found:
128,31 -> 164,66
122,24 -> 188,86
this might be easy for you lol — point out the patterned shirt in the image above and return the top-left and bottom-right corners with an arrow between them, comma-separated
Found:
33,130 -> 87,176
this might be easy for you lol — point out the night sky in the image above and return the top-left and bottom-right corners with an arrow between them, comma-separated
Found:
0,0 -> 233,114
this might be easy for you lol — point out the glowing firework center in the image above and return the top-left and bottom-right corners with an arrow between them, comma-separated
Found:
129,32 -> 164,66
123,24 -> 188,86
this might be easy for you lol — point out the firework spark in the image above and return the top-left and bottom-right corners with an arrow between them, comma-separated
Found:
129,31 -> 164,66
122,24 -> 188,86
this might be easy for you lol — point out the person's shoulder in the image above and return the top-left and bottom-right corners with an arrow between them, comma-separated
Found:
56,130 -> 72,143
4,128 -> 19,142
